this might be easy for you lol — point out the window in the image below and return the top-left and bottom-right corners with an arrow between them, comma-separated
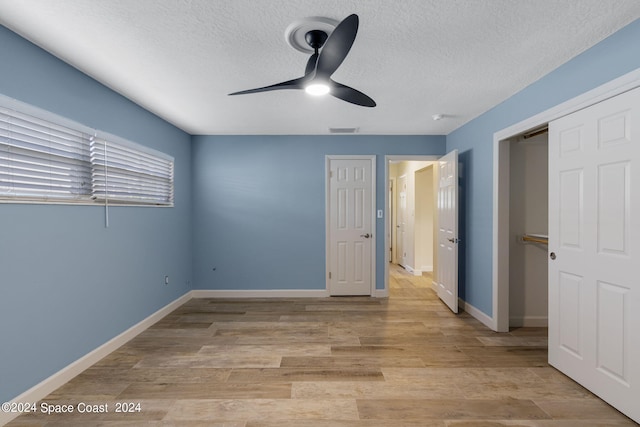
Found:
0,97 -> 174,206
0,106 -> 92,201
90,138 -> 174,206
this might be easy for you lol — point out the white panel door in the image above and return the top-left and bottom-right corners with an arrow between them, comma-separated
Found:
436,150 -> 459,313
328,157 -> 374,296
548,87 -> 640,423
398,175 -> 408,267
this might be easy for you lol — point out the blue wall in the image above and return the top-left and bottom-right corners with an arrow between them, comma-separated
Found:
446,19 -> 640,316
0,26 -> 192,402
191,135 -> 445,291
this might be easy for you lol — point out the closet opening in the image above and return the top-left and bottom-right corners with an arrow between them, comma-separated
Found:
508,128 -> 549,328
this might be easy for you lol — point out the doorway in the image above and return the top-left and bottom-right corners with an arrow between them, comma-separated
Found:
385,156 -> 438,293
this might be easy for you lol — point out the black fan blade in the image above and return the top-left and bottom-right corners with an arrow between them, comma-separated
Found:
304,52 -> 319,76
315,14 -> 358,78
329,81 -> 376,107
229,76 -> 307,96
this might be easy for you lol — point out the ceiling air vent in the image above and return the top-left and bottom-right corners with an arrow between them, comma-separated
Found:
329,127 -> 359,134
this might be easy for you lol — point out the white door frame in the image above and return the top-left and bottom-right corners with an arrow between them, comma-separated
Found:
325,155 -> 377,296
384,155 -> 440,294
492,68 -> 640,332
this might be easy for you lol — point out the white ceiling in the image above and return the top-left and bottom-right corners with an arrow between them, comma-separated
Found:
0,1 -> 639,135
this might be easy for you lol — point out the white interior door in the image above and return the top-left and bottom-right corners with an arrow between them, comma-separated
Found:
398,175 -> 407,267
548,87 -> 640,423
328,157 -> 375,296
436,150 -> 459,313
389,178 -> 394,263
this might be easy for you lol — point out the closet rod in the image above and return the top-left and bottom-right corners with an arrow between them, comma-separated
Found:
522,127 -> 548,139
521,234 -> 548,245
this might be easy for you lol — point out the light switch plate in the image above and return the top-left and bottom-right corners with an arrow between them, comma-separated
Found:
377,209 -> 383,218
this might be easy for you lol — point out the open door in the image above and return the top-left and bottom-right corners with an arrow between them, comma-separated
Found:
548,87 -> 639,423
436,150 -> 459,313
397,175 -> 407,267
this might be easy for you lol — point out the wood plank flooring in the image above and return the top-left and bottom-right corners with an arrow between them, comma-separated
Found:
7,265 -> 635,426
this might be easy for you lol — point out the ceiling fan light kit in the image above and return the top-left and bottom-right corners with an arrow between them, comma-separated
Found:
305,83 -> 330,96
229,14 -> 376,107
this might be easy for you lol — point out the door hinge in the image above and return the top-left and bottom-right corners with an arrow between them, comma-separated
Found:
329,272 -> 332,279
330,170 -> 333,178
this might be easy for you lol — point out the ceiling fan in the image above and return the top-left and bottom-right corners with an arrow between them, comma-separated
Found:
228,14 -> 376,107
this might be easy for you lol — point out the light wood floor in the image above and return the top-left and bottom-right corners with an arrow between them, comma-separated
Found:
8,265 -> 635,426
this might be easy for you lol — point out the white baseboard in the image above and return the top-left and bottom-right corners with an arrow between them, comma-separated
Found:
431,280 -> 438,292
459,298 -> 496,331
190,289 -> 330,298
403,265 -> 423,276
0,292 -> 191,426
373,288 -> 389,298
509,316 -> 548,327
420,265 -> 433,272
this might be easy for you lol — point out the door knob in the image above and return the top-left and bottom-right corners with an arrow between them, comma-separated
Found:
448,238 -> 455,243
550,252 -> 556,260
360,233 -> 371,238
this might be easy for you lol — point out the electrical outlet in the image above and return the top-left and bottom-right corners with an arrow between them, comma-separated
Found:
164,275 -> 169,285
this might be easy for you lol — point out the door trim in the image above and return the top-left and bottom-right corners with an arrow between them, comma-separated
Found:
325,155 -> 377,296
384,155 -> 440,294
492,67 -> 640,332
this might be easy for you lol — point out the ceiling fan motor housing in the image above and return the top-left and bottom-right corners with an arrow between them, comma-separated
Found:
305,30 -> 328,51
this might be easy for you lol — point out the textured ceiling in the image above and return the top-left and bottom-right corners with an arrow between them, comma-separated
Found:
0,1 -> 639,135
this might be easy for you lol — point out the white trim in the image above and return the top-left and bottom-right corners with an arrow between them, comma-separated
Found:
401,265 -> 433,276
0,291 -> 191,426
509,316 -> 549,328
404,264 -> 416,275
384,155 -> 440,295
191,289 -> 330,298
492,67 -> 640,332
459,298 -> 496,330
373,288 -> 389,298
325,155 -> 376,296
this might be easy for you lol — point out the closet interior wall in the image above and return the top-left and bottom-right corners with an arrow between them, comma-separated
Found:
509,132 -> 549,327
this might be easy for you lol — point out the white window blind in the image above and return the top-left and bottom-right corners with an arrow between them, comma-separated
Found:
0,106 -> 92,201
90,138 -> 174,206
